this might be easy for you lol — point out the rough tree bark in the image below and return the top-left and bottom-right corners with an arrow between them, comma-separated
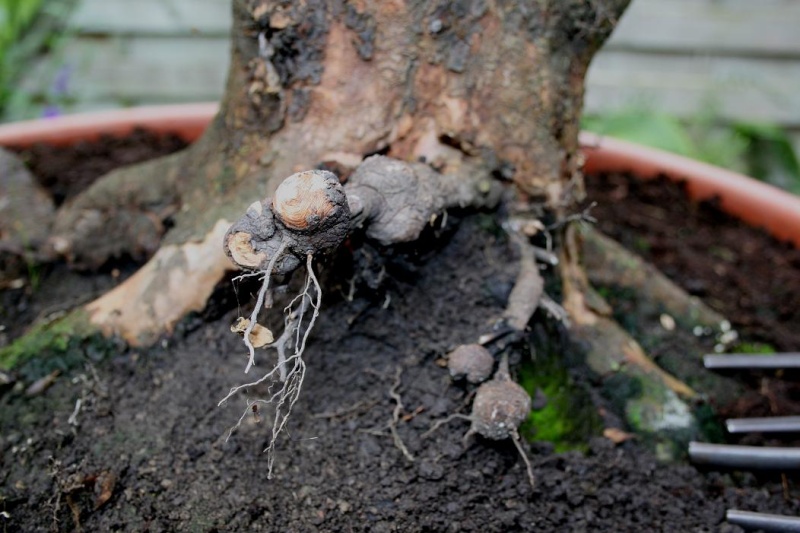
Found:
6,1 -> 710,444
48,0 -> 631,341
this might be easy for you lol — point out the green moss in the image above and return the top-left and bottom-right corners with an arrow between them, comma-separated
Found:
519,357 -> 602,453
601,372 -> 643,415
0,311 -> 119,380
731,342 -> 776,354
694,403 -> 725,444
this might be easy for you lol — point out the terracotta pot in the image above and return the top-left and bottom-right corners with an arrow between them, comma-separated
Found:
0,103 -> 219,147
580,131 -> 800,248
1,104 -> 798,247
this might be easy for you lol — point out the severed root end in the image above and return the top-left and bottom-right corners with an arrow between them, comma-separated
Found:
469,357 -> 532,441
223,170 -> 350,278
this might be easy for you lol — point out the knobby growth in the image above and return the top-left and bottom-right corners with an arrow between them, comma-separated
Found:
219,157 -> 500,473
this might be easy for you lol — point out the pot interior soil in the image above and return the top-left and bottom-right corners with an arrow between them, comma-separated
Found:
585,172 -> 800,434
1,135 -> 799,531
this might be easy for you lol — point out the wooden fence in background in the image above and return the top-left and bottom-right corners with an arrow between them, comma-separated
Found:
6,0 -> 800,153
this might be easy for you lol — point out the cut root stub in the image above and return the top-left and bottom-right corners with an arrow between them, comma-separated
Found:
470,377 -> 532,441
448,344 -> 495,384
223,170 -> 350,276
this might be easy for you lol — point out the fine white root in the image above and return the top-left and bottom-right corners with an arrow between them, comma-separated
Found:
220,253 -> 322,478
388,367 -> 415,462
242,239 -> 288,374
421,413 -> 472,439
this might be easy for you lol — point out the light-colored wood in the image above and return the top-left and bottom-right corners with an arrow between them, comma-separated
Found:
607,0 -> 800,56
68,0 -> 231,36
586,52 -> 800,126
19,37 -> 229,103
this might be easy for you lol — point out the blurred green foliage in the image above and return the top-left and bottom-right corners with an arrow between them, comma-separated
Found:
583,108 -> 800,195
0,0 -> 44,109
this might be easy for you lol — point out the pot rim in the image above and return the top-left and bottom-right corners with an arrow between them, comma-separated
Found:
1,104 -> 797,246
0,103 -> 219,147
580,131 -> 800,247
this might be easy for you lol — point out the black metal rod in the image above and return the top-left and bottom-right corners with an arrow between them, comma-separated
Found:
689,442 -> 800,470
704,353 -> 800,370
727,510 -> 800,533
727,416 -> 800,434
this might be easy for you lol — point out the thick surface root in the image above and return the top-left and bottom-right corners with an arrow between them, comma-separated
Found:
46,152 -> 188,269
501,231 -> 544,331
582,227 -> 746,405
582,228 -> 728,330
0,149 -> 55,259
561,224 -> 700,449
84,220 -> 232,345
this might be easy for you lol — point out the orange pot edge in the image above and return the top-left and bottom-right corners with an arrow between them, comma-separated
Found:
0,107 -> 797,247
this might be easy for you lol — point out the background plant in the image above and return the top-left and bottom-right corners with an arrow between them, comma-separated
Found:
0,0 -> 75,118
583,106 -> 800,194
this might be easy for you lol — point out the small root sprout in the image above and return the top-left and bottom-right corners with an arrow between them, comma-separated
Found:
241,240 -> 288,374
220,252 -> 322,478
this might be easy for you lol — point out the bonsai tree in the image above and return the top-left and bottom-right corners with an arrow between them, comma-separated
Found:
4,0 -> 713,461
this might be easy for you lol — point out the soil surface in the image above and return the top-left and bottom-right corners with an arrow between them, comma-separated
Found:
1,137 -> 799,531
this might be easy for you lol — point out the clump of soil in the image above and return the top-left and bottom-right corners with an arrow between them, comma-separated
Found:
1,137 -> 799,531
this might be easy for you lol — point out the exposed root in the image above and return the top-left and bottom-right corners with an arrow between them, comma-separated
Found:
388,367 -> 415,462
581,227 -> 728,331
511,428 -> 536,490
560,223 -> 701,444
358,367 -> 416,462
242,239 -> 288,374
220,253 -> 322,478
85,219 -> 232,345
47,151 -> 189,269
421,413 -> 471,439
539,294 -> 570,326
501,227 -> 544,331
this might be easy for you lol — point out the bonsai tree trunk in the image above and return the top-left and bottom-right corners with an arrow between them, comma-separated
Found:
50,0 -> 630,340
8,1 -> 708,443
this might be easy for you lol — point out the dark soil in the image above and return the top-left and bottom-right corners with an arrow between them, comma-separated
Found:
585,173 -> 800,430
586,172 -> 800,353
12,129 -> 188,205
1,137 -> 799,531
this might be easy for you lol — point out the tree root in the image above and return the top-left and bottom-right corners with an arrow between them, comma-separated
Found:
0,149 -> 55,262
357,367 -> 416,462
219,253 -> 321,478
511,428 -> 536,490
501,230 -> 544,331
561,224 -> 701,450
85,220 -> 233,345
388,366 -> 415,462
580,226 -> 746,408
582,228 -> 728,331
46,152 -> 189,269
345,156 -> 501,246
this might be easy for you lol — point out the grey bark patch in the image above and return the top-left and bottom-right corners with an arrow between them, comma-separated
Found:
0,148 -> 55,252
344,4 -> 376,60
288,88 -> 312,122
